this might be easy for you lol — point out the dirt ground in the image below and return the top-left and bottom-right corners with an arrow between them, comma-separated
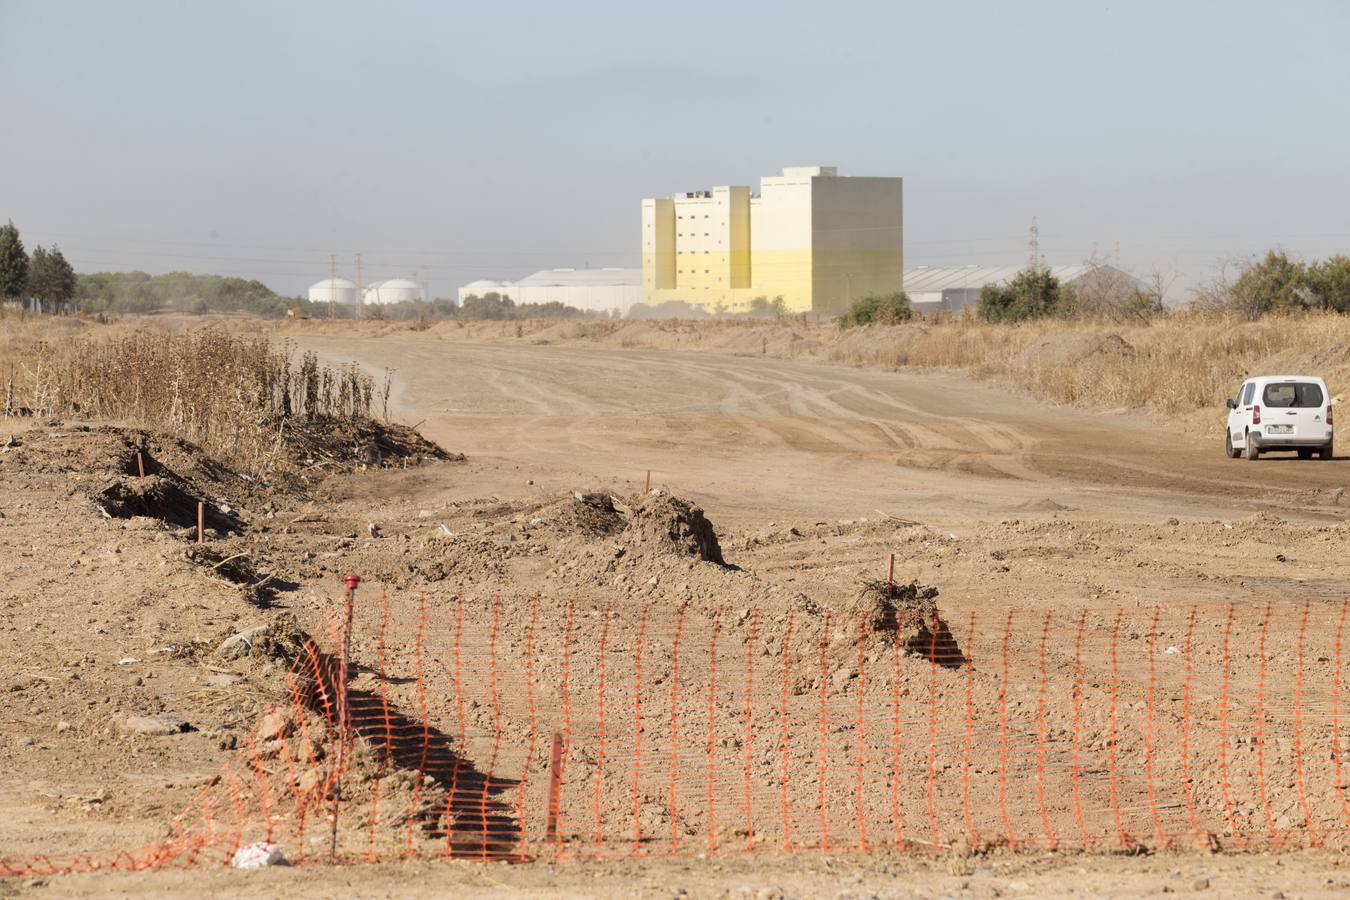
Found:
2,328 -> 1348,897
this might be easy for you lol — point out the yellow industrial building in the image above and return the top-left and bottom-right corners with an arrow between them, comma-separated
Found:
640,166 -> 902,316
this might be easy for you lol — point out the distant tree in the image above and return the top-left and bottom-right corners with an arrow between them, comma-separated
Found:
72,270 -> 293,316
1058,262 -> 1165,322
626,300 -> 709,320
977,267 -> 1063,322
460,292 -> 517,320
1229,250 -> 1311,318
747,296 -> 787,318
28,244 -> 77,311
1308,255 -> 1350,313
844,292 -> 912,326
518,300 -> 585,319
0,220 -> 29,301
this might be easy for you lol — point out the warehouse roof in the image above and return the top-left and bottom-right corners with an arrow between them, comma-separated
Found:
904,264 -> 1127,293
512,267 -> 642,288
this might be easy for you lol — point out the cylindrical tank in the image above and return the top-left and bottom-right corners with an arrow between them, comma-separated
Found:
363,278 -> 425,305
307,277 -> 360,306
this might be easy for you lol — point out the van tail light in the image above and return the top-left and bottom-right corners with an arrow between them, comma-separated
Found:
1329,404 -> 1335,426
1252,404 -> 1261,425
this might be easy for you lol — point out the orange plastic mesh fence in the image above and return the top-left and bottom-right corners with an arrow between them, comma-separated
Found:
5,592 -> 1350,875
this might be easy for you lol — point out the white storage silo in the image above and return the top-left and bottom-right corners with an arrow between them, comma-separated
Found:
308,277 -> 360,306
363,278 -> 425,305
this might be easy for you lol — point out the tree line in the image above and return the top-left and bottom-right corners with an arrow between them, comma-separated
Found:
0,220 -> 77,311
841,250 -> 1350,327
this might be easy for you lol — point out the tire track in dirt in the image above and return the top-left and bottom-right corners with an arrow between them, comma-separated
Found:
293,336 -> 1344,523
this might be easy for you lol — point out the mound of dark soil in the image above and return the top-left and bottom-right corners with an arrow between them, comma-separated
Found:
533,490 -> 725,565
2,426 -> 251,493
185,544 -> 296,607
843,579 -> 963,668
560,492 -> 628,537
620,493 -> 724,565
281,418 -> 460,474
97,477 -> 243,535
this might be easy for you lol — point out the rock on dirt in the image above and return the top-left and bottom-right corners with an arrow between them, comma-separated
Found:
204,672 -> 239,688
214,616 -> 308,664
255,710 -> 293,742
230,841 -> 287,869
122,714 -> 190,736
217,625 -> 272,659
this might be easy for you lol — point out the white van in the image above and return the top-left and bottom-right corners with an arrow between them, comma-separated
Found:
1226,375 -> 1334,460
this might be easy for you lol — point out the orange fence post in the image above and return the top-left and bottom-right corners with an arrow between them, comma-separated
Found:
1294,598 -> 1318,847
1334,600 -> 1350,835
546,733 -> 564,845
777,611 -> 795,852
816,612 -> 831,851
592,601 -> 611,856
136,451 -> 145,481
631,601 -> 650,851
196,501 -> 204,544
643,469 -> 651,496
998,608 -> 1019,849
330,573 -> 359,861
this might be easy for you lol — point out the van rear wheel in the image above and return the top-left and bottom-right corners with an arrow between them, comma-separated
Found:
1245,433 -> 1261,460
1298,448 -> 1314,460
1319,442 -> 1334,460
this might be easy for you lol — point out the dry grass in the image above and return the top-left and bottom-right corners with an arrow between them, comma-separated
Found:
436,311 -> 1350,417
825,312 -> 1350,414
1,310 -> 383,475
242,308 -> 1350,419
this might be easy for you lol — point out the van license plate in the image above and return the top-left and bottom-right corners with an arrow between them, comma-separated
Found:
1271,425 -> 1293,434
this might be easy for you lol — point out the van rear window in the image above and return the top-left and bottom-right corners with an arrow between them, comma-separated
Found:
1262,382 -> 1324,408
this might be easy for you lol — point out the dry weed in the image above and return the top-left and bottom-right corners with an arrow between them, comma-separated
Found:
828,311 -> 1350,414
0,310 -> 387,475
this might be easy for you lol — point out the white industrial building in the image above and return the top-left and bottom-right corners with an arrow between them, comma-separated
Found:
904,264 -> 1144,315
362,278 -> 425,305
458,267 -> 642,314
307,276 -> 360,306
642,166 -> 903,316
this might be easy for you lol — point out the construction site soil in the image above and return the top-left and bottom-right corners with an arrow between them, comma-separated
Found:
2,324 -> 1349,897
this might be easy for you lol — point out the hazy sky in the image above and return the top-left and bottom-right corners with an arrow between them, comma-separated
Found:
2,0 -> 1348,299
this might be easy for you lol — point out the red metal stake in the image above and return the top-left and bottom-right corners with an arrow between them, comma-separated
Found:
197,501 -> 204,544
643,470 -> 651,496
136,451 -> 145,481
887,553 -> 895,588
546,733 -> 564,845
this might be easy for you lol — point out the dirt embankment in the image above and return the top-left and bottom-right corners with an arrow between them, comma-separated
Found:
6,417 -> 1350,868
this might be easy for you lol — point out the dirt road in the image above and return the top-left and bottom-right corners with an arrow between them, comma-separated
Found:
295,335 -> 1346,528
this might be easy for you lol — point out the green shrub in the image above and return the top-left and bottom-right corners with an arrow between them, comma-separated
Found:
845,292 -> 912,326
977,267 -> 1063,322
1192,251 -> 1350,319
